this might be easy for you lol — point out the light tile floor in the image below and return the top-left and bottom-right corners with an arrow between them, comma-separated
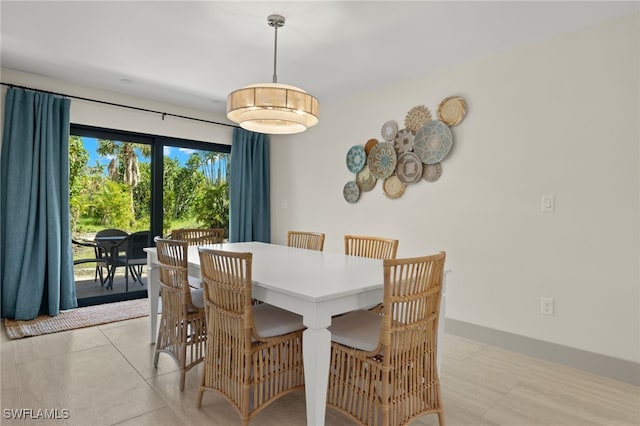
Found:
1,316 -> 638,425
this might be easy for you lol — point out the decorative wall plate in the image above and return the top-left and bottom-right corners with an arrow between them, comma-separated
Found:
346,145 -> 366,174
413,120 -> 453,164
367,142 -> 397,180
343,181 -> 360,203
356,165 -> 377,192
396,152 -> 423,184
405,105 -> 432,133
422,162 -> 443,182
381,121 -> 398,141
437,96 -> 467,126
364,138 -> 379,155
394,129 -> 414,154
382,176 -> 406,199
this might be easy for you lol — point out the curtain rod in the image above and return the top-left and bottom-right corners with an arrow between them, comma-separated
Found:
0,82 -> 239,129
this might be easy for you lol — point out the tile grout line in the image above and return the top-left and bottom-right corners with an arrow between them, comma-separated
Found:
98,322 -> 183,425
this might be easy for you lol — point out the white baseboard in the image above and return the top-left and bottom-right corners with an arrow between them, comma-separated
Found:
445,318 -> 640,386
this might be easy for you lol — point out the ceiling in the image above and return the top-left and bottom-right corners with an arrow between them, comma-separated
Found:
2,1 -> 638,116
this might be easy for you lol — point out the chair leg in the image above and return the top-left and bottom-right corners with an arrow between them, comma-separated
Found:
97,266 -> 105,287
125,265 -> 129,292
132,265 -> 142,282
197,371 -> 205,407
153,314 -> 164,367
106,265 -> 115,290
130,265 -> 143,284
438,411 -> 446,426
137,265 -> 144,284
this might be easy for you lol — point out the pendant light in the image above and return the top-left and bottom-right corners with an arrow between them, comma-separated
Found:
226,14 -> 319,135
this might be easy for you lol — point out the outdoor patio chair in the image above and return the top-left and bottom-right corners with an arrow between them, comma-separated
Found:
72,239 -> 107,286
94,228 -> 129,289
126,231 -> 150,288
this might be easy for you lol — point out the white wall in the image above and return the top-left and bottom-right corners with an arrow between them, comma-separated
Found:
0,68 -> 233,146
270,14 -> 640,363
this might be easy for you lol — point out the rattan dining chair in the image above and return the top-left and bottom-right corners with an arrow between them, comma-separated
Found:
345,234 -> 398,311
287,230 -> 326,251
153,237 -> 207,391
344,234 -> 398,260
197,248 -> 306,425
171,228 -> 224,245
327,252 -> 447,426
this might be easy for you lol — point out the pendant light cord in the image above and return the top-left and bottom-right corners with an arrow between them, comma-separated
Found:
268,14 -> 285,84
272,24 -> 278,84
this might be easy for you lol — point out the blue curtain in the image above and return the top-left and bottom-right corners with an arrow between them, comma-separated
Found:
1,87 -> 76,320
229,128 -> 270,243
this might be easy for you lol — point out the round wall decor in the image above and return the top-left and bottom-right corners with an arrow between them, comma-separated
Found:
422,162 -> 443,182
356,165 -> 377,192
413,120 -> 453,165
346,145 -> 366,173
381,121 -> 398,141
368,142 -> 397,180
396,152 -> 423,184
382,176 -> 406,199
437,96 -> 467,126
343,181 -> 360,203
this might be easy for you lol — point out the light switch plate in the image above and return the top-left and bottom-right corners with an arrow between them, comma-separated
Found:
541,195 -> 554,212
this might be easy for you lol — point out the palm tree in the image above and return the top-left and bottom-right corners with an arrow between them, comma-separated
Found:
197,151 -> 229,185
97,139 -> 150,224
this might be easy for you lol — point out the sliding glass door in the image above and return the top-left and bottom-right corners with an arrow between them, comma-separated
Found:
69,125 -> 230,306
162,145 -> 230,237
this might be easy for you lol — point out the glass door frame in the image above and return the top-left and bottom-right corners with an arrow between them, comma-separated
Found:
71,124 -> 231,243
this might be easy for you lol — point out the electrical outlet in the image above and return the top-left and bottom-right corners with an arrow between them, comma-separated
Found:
541,195 -> 555,212
541,297 -> 554,316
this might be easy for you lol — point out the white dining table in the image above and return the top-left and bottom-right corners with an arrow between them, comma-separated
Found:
144,241 -> 448,426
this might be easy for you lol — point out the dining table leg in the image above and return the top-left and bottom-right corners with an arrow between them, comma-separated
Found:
302,322 -> 331,426
146,255 -> 159,344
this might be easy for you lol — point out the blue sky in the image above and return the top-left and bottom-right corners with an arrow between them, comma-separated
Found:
80,137 -> 228,182
82,137 -> 194,168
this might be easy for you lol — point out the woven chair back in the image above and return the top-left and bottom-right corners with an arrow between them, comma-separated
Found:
171,228 -> 224,246
126,231 -> 150,260
381,252 -> 446,357
154,237 -> 193,304
96,228 -> 128,238
327,251 -> 447,426
287,230 -> 326,251
197,247 -> 304,423
96,228 -> 129,255
344,234 -> 398,259
198,248 -> 253,341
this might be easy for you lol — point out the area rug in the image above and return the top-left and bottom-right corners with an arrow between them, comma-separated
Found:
3,298 -> 149,339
